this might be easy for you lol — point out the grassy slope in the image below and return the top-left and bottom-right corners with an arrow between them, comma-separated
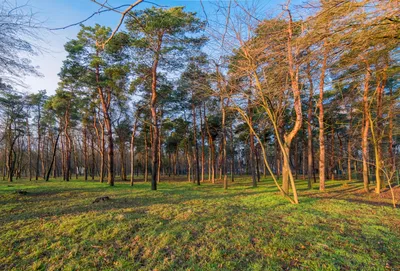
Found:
0,177 -> 399,271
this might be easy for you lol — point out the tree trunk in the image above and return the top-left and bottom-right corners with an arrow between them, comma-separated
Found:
347,105 -> 353,182
83,126 -> 88,181
46,133 -> 60,182
27,119 -> 32,181
144,128 -> 149,182
249,99 -> 257,187
120,141 -> 126,181
130,117 -> 138,186
388,87 -> 395,172
375,72 -> 386,193
362,66 -> 370,193
230,122 -> 235,182
36,104 -> 41,180
200,104 -> 205,182
192,104 -> 200,185
318,42 -> 328,191
329,128 -> 335,180
306,62 -> 314,188
157,109 -> 163,183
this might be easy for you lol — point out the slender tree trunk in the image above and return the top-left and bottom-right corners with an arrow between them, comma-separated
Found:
83,126 -> 88,181
64,112 -> 71,182
61,131 -> 65,180
375,71 -> 386,193
192,104 -> 200,185
388,87 -> 395,172
186,144 -> 191,183
200,105 -> 205,182
41,128 -> 46,179
144,128 -> 149,183
120,141 -> 126,181
91,130 -> 95,180
362,66 -> 370,193
36,104 -> 41,180
329,128 -> 335,180
230,122 -> 235,182
221,98 -> 227,190
255,145 -> 261,182
306,62 -> 314,188
294,139 -> 299,180
157,109 -> 163,183
275,139 -> 280,178
338,133 -> 343,179
27,119 -> 32,181
150,36 -> 163,191
46,133 -> 60,182
249,99 -> 257,187
204,110 -> 215,184
105,116 -> 114,186
318,42 -> 328,191
73,138 -> 79,179
130,117 -> 138,186
347,105 -> 353,182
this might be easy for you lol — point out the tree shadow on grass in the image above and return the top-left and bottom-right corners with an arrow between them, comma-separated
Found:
0,186 -> 272,225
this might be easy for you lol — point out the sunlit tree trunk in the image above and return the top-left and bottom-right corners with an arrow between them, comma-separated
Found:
388,87 -> 395,172
347,105 -> 353,182
318,42 -> 328,191
220,96 -> 228,189
362,66 -> 370,193
375,70 -> 386,193
200,105 -> 205,182
306,62 -> 314,188
230,122 -> 235,182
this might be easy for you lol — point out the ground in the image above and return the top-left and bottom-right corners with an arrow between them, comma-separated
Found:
0,177 -> 399,271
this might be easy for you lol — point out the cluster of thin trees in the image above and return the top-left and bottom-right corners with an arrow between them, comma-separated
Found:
0,0 -> 398,204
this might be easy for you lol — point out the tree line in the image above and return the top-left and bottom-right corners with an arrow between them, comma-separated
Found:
0,1 -> 398,204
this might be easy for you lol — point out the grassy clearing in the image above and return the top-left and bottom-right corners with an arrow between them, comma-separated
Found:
0,177 -> 399,270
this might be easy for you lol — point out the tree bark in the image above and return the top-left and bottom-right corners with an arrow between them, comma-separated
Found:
306,62 -> 314,189
46,133 -> 60,182
362,66 -> 370,193
130,116 -> 138,186
83,126 -> 88,181
318,42 -> 328,191
192,103 -> 200,185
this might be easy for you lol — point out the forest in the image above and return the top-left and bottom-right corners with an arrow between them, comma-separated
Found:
0,0 -> 399,270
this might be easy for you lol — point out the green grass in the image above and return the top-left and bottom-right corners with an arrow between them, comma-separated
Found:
0,177 -> 399,270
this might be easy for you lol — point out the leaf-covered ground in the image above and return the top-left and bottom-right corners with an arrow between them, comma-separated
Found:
0,177 -> 399,271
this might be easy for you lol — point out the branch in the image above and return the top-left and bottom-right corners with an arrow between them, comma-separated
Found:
49,4 -> 132,30
100,0 -> 144,49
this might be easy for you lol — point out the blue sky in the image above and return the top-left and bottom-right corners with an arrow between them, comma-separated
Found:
22,0 -> 301,94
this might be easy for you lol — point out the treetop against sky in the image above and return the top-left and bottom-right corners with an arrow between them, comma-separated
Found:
19,0 -> 301,94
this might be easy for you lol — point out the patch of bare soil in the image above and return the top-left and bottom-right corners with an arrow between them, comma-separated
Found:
92,196 -> 111,204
